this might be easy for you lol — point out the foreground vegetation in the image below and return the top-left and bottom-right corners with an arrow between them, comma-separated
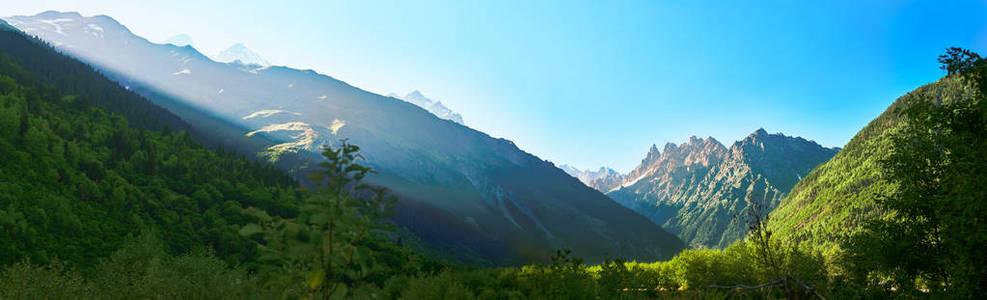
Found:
0,23 -> 983,298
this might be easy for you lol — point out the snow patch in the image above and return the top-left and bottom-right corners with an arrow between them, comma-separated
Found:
241,110 -> 300,120
247,65 -> 271,74
87,23 -> 104,32
329,119 -> 345,135
85,23 -> 104,38
246,122 -> 320,153
621,174 -> 647,188
39,18 -> 73,36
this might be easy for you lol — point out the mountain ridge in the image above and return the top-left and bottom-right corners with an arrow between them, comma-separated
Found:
608,129 -> 839,248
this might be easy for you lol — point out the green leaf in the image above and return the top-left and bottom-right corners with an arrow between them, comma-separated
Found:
307,269 -> 325,289
330,283 -> 348,300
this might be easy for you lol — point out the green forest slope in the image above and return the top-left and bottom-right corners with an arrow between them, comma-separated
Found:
0,27 -> 302,270
769,75 -> 977,246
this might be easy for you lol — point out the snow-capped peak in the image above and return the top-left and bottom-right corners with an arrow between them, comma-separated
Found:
213,42 -> 269,66
162,34 -> 192,47
391,90 -> 464,125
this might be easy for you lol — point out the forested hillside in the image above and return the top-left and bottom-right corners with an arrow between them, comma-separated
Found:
768,75 -> 976,246
0,26 -> 301,269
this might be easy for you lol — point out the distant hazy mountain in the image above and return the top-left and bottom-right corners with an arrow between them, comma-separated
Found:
608,129 -> 839,248
162,33 -> 192,47
559,165 -> 625,193
4,11 -> 685,264
388,91 -> 464,125
214,43 -> 269,66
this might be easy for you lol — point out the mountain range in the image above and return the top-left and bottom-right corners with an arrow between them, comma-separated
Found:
605,129 -> 839,248
388,90 -> 465,125
3,11 -> 685,264
559,165 -> 625,193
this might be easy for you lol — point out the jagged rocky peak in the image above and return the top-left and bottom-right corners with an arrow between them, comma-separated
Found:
641,144 -> 660,164
740,128 -> 774,145
753,127 -> 768,136
732,128 -> 830,156
623,136 -> 728,186
729,128 -> 840,191
662,136 -> 727,167
662,142 -> 678,153
665,135 -> 722,153
607,128 -> 840,249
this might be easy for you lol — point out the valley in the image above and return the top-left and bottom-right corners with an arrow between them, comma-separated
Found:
1,4 -> 985,299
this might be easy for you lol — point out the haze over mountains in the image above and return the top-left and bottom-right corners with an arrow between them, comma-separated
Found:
4,11 -> 685,264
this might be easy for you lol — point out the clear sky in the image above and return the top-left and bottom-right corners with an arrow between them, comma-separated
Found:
6,1 -> 987,172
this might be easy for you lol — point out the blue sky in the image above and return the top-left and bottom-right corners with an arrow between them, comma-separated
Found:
7,1 -> 987,172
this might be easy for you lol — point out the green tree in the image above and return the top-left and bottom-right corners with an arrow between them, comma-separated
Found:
241,139 -> 397,299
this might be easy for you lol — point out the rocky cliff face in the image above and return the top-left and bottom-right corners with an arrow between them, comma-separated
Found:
608,129 -> 839,248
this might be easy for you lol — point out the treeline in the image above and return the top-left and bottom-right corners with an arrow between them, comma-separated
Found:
0,26 -> 189,132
